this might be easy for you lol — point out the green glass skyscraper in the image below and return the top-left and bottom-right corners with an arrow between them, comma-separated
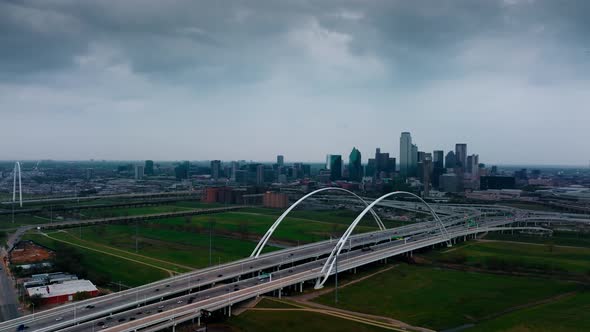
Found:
348,147 -> 363,182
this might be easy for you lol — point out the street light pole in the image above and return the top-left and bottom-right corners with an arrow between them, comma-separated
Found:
209,222 -> 213,267
334,254 -> 338,304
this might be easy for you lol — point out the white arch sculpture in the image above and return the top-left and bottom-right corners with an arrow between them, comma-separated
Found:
251,187 -> 386,258
315,191 -> 450,289
13,161 -> 22,207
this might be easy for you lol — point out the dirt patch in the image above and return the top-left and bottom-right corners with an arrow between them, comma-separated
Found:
9,240 -> 54,264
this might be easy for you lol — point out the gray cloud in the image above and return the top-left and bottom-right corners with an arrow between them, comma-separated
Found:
0,0 -> 589,164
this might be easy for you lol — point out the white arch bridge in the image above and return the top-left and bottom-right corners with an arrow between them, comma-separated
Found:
3,190 -> 587,332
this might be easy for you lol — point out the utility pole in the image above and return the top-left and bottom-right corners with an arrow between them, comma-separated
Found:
334,253 -> 338,304
209,221 -> 213,267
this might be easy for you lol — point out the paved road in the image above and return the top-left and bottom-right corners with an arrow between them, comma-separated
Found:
1,204 -> 587,331
0,265 -> 19,322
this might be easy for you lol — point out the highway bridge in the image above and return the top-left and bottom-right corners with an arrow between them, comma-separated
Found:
0,191 -> 200,207
0,189 -> 588,332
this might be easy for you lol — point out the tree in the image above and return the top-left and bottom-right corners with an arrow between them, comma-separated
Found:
73,291 -> 92,301
28,294 -> 43,308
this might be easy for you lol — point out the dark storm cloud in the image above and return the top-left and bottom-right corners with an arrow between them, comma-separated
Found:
1,0 -> 589,164
2,0 -> 589,82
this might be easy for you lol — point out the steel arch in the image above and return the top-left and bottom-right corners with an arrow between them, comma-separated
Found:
315,191 -> 450,289
13,161 -> 22,207
251,187 -> 386,258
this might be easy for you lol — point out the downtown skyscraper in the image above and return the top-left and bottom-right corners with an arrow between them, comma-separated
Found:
399,132 -> 413,177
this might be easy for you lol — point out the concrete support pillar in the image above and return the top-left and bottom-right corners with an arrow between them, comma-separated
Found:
300,282 -> 303,293
172,325 -> 176,332
410,251 -> 413,258
198,316 -> 200,326
278,288 -> 282,299
228,305 -> 232,317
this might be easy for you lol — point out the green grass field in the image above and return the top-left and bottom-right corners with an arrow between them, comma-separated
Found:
162,210 -> 379,245
0,214 -> 50,230
254,298 -> 298,309
314,264 -> 580,331
21,233 -> 169,287
76,205 -> 193,219
484,231 -> 590,248
429,240 -> 590,275
228,309 -> 390,332
468,291 -> 590,332
65,224 -> 279,268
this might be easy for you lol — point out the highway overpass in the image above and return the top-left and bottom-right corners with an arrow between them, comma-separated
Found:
0,190 -> 588,332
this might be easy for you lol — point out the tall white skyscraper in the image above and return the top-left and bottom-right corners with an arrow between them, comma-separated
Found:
400,132 -> 412,176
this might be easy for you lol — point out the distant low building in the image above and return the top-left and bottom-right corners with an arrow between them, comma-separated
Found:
26,279 -> 99,305
263,192 -> 288,209
480,176 -> 516,190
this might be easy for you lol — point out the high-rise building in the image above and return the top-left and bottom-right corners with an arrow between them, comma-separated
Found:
210,160 -> 221,180
365,158 -> 376,178
432,150 -> 445,188
144,160 -> 154,176
174,161 -> 189,180
467,154 -> 479,179
329,155 -> 342,181
256,164 -> 265,185
411,144 -> 418,176
422,154 -> 433,197
276,155 -> 284,166
433,151 -> 444,169
134,165 -> 144,180
455,144 -> 467,170
230,161 -> 239,181
374,148 -> 394,178
399,132 -> 412,176
348,147 -> 363,182
445,151 -> 456,169
326,154 -> 332,170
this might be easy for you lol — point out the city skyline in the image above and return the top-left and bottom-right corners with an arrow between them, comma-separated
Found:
1,1 -> 589,164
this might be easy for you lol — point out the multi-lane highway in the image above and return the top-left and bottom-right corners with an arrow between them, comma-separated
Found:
0,201 -> 588,332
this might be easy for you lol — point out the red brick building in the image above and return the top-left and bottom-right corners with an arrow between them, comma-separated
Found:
26,280 -> 99,305
263,192 -> 289,209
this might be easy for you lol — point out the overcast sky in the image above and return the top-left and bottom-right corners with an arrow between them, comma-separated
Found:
1,0 -> 589,165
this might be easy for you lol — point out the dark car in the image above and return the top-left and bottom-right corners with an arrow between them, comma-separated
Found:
86,305 -> 95,309
118,318 -> 126,322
